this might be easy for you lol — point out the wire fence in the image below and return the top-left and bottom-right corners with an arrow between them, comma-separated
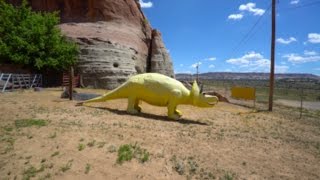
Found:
198,79 -> 320,118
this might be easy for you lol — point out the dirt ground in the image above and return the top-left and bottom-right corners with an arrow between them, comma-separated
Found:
0,88 -> 319,180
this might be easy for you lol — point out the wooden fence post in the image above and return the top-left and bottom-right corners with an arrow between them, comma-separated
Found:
69,66 -> 74,100
299,88 -> 304,119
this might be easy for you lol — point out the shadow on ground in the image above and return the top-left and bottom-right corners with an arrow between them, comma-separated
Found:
84,106 -> 208,126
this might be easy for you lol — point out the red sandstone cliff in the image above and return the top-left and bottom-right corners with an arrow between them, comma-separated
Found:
8,0 -> 147,24
7,0 -> 174,89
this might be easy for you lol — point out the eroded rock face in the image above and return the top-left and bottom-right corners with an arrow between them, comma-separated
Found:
7,0 -> 174,89
60,21 -> 150,89
150,30 -> 174,78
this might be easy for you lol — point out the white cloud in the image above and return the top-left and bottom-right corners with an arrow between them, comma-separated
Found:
228,2 -> 265,20
239,3 -> 265,16
226,51 -> 288,73
276,37 -> 297,44
283,53 -> 320,63
139,0 -> 153,8
290,0 -> 300,4
228,14 -> 243,20
209,65 -> 215,68
304,50 -> 317,56
205,57 -> 217,61
226,51 -> 264,66
226,51 -> 269,71
308,33 -> 320,43
190,62 -> 202,68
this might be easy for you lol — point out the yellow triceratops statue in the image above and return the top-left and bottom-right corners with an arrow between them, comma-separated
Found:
81,73 -> 218,120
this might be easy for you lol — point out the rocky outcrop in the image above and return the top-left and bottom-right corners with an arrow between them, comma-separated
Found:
7,0 -> 174,89
149,30 -> 174,78
60,21 -> 150,89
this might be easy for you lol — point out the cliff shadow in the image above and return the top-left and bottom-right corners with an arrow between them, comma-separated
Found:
84,106 -> 208,126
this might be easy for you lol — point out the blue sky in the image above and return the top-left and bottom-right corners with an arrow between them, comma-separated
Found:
139,0 -> 320,75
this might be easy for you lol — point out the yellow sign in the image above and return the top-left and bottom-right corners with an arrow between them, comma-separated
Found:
231,87 -> 256,100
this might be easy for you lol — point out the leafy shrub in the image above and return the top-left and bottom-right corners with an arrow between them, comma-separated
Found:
0,0 -> 78,70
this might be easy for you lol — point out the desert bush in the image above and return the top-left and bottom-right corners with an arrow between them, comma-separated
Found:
117,143 -> 150,164
15,119 -> 47,128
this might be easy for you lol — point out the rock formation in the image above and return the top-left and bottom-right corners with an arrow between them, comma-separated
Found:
149,30 -> 174,76
6,0 -> 174,89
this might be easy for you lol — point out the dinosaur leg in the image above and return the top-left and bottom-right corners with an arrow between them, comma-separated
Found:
134,99 -> 141,112
167,102 -> 181,120
127,96 -> 139,114
167,90 -> 183,120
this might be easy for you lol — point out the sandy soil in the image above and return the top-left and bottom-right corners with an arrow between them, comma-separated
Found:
0,88 -> 319,180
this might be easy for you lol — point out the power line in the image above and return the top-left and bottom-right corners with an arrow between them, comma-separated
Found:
230,3 -> 272,56
230,0 -> 320,56
280,0 -> 320,11
242,18 -> 268,49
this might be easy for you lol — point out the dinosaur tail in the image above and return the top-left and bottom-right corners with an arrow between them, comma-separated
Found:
82,84 -> 128,105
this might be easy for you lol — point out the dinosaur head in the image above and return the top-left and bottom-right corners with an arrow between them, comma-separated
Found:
190,81 -> 218,107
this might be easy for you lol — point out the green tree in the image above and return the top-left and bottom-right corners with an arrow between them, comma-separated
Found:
0,0 -> 78,70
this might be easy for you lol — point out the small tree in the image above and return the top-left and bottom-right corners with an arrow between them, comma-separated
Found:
0,0 -> 78,70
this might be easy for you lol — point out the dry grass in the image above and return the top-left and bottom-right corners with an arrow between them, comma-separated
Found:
0,88 -> 319,179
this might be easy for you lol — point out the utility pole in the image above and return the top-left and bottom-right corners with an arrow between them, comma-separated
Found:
269,0 -> 276,111
196,64 -> 199,82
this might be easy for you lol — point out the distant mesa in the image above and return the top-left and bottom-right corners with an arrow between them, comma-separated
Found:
6,0 -> 174,89
176,72 -> 320,80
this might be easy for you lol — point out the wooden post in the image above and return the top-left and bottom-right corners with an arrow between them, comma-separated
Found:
269,0 -> 276,111
254,88 -> 256,109
196,64 -> 199,83
299,88 -> 304,119
224,82 -> 227,97
69,66 -> 74,100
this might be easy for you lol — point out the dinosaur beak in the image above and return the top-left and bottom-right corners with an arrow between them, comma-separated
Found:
194,93 -> 218,107
202,91 -> 218,106
205,94 -> 219,106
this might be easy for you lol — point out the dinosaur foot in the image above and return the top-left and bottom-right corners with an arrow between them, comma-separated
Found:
127,109 -> 140,114
135,105 -> 142,113
168,113 -> 182,120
